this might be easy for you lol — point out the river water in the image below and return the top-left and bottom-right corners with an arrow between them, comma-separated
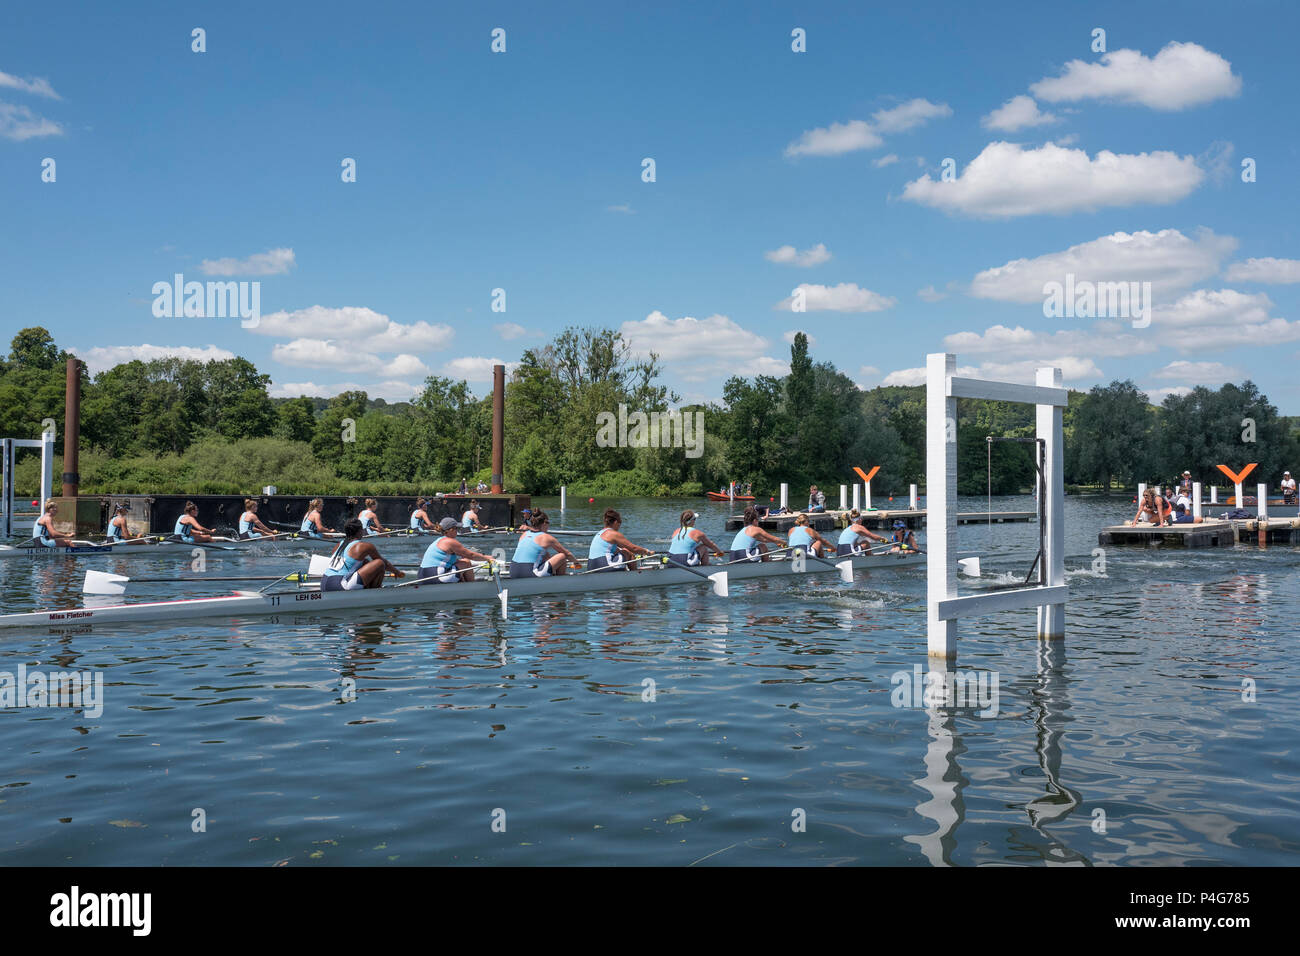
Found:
1,495 -> 1297,865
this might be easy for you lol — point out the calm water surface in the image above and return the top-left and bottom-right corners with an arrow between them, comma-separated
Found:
1,496 -> 1297,865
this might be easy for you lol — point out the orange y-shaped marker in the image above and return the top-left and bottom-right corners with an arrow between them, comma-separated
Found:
853,466 -> 880,484
1216,463 -> 1257,485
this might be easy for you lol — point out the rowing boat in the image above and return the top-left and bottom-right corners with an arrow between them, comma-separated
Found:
0,533 -> 343,560
0,549 -> 924,629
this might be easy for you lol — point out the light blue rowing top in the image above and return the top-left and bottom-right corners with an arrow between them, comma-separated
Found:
410,512 -> 427,531
359,510 -> 379,535
239,513 -> 261,537
512,530 -> 548,565
300,514 -> 316,534
174,517 -> 193,539
589,529 -> 618,561
789,526 -> 815,549
323,540 -> 364,578
421,537 -> 459,571
669,528 -> 698,554
838,526 -> 863,546
730,527 -> 758,551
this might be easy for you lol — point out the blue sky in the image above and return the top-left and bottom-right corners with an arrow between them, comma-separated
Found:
3,0 -> 1299,410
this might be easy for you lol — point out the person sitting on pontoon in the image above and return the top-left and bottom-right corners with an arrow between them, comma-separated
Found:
1282,471 -> 1297,505
787,513 -> 832,558
238,499 -> 275,539
173,501 -> 215,543
33,500 -> 74,548
588,508 -> 654,572
728,507 -> 785,562
419,517 -> 495,583
510,510 -> 578,577
836,510 -> 888,557
301,498 -> 336,539
322,519 -> 405,591
807,485 -> 826,512
889,520 -> 919,552
1171,502 -> 1205,525
667,511 -> 723,566
359,498 -> 387,535
410,498 -> 436,534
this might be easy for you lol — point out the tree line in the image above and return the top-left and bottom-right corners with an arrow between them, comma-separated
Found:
3,326 -> 1296,498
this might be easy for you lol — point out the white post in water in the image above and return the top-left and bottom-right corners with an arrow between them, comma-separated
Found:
864,481 -> 872,510
1193,482 -> 1202,520
851,484 -> 861,511
560,485 -> 567,511
779,483 -> 788,510
1235,481 -> 1244,506
925,353 -> 1069,660
1210,486 -> 1218,504
1137,482 -> 1146,505
839,484 -> 847,510
1257,482 -> 1268,520
909,483 -> 918,510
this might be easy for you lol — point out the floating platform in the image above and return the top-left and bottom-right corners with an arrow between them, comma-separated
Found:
1098,517 -> 1300,547
723,507 -> 1035,532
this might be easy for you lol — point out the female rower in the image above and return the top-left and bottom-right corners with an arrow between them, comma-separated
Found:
410,498 -> 436,534
787,513 -> 832,558
461,500 -> 482,531
358,498 -> 387,535
588,508 -> 653,572
321,518 -> 404,591
238,499 -> 274,539
837,510 -> 887,557
667,511 -> 723,566
34,500 -> 74,548
510,510 -> 578,577
105,502 -> 133,543
889,520 -> 919,552
300,498 -> 335,539
419,517 -> 495,583
173,501 -> 215,543
728,507 -> 784,562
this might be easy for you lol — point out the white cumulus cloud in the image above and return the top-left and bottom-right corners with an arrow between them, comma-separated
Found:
1152,360 -> 1241,384
784,119 -> 883,158
1030,41 -> 1242,111
871,98 -> 952,133
71,344 -> 236,375
0,70 -> 60,98
441,357 -> 518,383
902,142 -> 1203,218
1223,258 -> 1300,284
0,101 -> 61,140
199,248 -> 296,277
775,283 -> 897,313
981,95 -> 1058,131
252,305 -> 455,352
621,311 -> 771,363
765,243 -> 831,267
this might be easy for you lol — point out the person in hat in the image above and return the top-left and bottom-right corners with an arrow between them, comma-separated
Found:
1282,471 -> 1297,505
419,517 -> 496,582
889,519 -> 918,553
105,501 -> 134,543
787,512 -> 833,558
807,485 -> 826,513
514,507 -> 534,534
667,510 -> 723,566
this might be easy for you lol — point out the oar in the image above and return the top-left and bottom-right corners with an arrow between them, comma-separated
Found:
655,555 -> 729,597
84,568 -> 313,595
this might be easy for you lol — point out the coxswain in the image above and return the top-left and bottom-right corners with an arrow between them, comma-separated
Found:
358,498 -> 387,535
321,518 -> 404,591
509,510 -> 578,577
889,520 -> 919,552
787,513 -> 833,558
410,498 -> 436,534
728,507 -> 785,562
667,511 -> 723,566
587,508 -> 653,572
238,499 -> 274,539
33,500 -> 74,548
419,517 -> 495,582
173,501 -> 215,543
300,498 -> 336,538
514,507 -> 533,533
836,510 -> 887,556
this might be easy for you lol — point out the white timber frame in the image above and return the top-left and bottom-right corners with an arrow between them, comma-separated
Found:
1,437 -> 54,539
926,353 -> 1068,659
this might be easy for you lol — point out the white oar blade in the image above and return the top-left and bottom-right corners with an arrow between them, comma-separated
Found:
708,571 -> 729,598
958,557 -> 981,577
84,569 -> 130,595
498,588 -> 509,618
307,554 -> 332,577
836,560 -> 853,583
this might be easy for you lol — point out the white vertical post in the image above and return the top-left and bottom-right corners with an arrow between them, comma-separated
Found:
779,483 -> 788,510
909,483 -> 918,510
1210,486 -> 1218,504
1235,481 -> 1244,506
864,481 -> 872,510
1192,481 -> 1202,520
1036,367 -> 1065,639
839,484 -> 847,510
1137,482 -> 1146,505
560,485 -> 566,511
926,353 -> 958,659
40,437 -> 53,516
851,484 -> 860,511
1257,482 -> 1268,520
